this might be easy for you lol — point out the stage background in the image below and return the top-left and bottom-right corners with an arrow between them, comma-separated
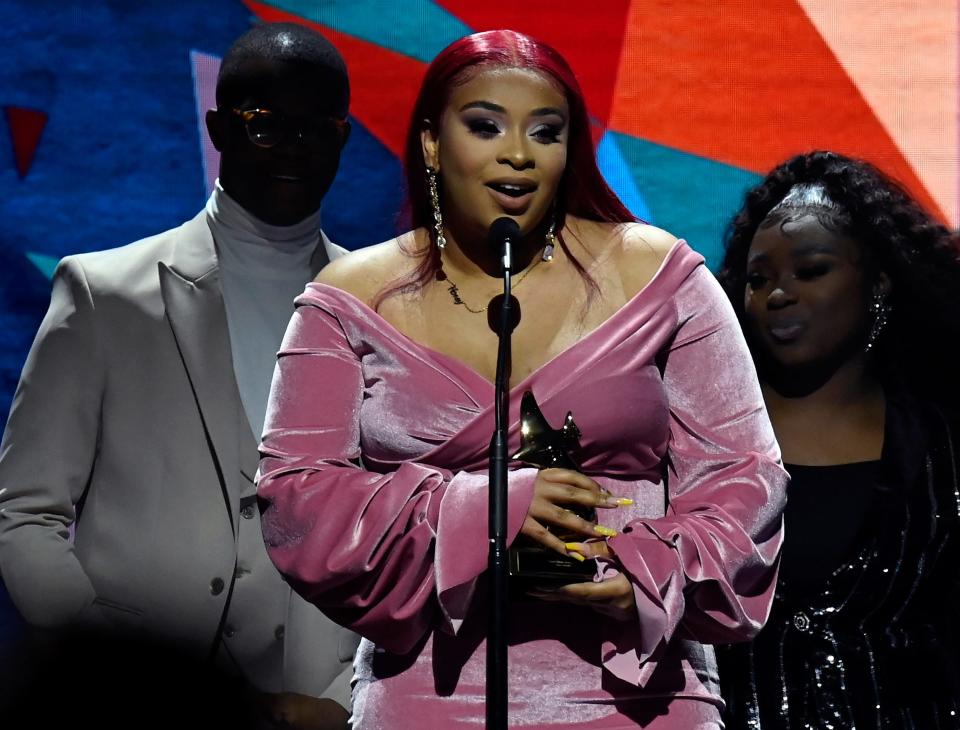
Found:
1,0 -> 957,639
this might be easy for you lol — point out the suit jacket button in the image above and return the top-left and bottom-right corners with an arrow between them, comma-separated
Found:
224,625 -> 236,638
275,625 -> 285,641
210,577 -> 225,595
241,504 -> 256,520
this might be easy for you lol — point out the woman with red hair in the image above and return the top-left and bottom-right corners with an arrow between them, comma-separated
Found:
257,30 -> 786,728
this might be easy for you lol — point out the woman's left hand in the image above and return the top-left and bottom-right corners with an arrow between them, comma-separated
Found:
527,541 -> 637,621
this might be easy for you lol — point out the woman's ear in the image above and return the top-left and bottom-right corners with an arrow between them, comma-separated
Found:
420,119 -> 439,171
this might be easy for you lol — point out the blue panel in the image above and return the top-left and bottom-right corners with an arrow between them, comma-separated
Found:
609,132 -> 761,271
0,0 -> 254,259
262,0 -> 472,62
0,0 -> 255,426
597,131 -> 651,222
322,115 -> 404,249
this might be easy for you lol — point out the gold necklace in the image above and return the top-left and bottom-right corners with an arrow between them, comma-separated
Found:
438,254 -> 546,314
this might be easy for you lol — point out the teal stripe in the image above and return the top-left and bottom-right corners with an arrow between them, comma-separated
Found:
597,131 -> 651,221
260,0 -> 472,62
25,251 -> 59,280
609,133 -> 761,271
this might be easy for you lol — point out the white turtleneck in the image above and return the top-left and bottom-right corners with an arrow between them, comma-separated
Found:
206,180 -> 328,438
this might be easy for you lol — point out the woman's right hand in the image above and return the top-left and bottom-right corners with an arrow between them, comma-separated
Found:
519,468 -> 627,557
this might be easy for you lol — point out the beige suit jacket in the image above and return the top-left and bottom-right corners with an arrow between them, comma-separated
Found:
0,211 -> 358,702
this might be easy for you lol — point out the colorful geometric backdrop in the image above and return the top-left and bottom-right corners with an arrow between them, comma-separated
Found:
0,0 -> 958,628
3,0 -> 958,418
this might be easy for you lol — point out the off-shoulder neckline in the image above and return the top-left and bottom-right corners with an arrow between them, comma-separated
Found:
305,238 -> 700,392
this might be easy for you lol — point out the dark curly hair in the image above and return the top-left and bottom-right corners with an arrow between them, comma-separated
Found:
717,150 -> 960,402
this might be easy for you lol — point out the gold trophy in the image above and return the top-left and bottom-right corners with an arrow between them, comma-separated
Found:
509,390 -> 597,588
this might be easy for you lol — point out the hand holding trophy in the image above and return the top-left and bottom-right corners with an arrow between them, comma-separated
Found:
509,390 -> 605,591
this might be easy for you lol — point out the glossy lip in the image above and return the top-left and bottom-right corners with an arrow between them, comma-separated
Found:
485,178 -> 538,214
767,320 -> 806,344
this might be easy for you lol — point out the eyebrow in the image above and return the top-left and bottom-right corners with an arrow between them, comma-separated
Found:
791,242 -> 840,257
459,101 -> 567,119
747,243 -> 840,265
460,101 -> 504,113
530,106 -> 567,119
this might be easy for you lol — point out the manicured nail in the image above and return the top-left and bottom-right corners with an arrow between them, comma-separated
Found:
567,551 -> 586,562
564,542 -> 584,552
601,495 -> 633,507
593,525 -> 618,537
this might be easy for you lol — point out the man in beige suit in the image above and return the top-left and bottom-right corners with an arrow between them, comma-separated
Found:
0,23 -> 358,729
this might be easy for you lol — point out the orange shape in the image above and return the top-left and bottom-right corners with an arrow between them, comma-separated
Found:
797,0 -> 958,225
609,0 -> 943,220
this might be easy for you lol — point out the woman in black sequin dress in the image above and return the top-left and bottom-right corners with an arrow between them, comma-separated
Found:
716,151 -> 960,729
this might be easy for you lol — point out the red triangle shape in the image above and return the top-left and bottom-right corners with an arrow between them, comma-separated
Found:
5,106 -> 48,179
436,0 -> 632,135
243,0 -> 427,159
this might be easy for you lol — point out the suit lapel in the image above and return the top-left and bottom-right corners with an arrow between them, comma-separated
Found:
159,212 -> 243,537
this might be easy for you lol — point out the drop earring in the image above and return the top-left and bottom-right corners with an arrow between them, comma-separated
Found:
543,211 -> 558,262
864,290 -> 891,353
426,166 -> 446,249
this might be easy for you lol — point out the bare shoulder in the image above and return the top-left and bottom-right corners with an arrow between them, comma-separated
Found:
315,231 -> 423,306
618,222 -> 679,263
610,223 -> 679,296
570,218 -> 677,265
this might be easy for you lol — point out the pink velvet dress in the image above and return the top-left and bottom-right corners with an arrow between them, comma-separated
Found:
257,241 -> 787,728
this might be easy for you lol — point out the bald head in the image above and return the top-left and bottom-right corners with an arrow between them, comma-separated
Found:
216,22 -> 349,119
207,23 -> 351,226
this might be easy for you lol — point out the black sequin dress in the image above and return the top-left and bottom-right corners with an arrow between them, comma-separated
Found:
718,394 -> 960,729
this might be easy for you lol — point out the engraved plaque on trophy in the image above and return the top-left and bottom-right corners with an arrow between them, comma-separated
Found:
509,390 -> 597,589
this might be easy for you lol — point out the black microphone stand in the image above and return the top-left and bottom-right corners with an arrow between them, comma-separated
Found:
486,222 -> 514,730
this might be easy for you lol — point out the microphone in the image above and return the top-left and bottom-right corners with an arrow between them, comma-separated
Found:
485,214 -> 520,730
486,217 -> 522,334
489,217 -> 520,273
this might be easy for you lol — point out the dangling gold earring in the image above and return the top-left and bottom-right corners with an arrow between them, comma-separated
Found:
426,166 -> 446,249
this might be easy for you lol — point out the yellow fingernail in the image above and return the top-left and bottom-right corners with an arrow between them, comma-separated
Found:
615,498 -> 634,506
593,525 -> 618,537
564,542 -> 583,551
568,552 -> 586,562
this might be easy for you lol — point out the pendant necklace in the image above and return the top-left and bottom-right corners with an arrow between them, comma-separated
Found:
438,246 -> 552,314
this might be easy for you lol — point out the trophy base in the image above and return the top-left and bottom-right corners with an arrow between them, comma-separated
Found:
508,543 -> 597,591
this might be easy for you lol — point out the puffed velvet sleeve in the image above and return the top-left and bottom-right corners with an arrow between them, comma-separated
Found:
257,288 -> 537,655
602,265 -> 787,686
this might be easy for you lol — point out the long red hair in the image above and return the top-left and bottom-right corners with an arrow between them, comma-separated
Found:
380,29 -> 635,306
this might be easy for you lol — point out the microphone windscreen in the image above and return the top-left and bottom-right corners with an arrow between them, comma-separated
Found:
489,217 -> 521,247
